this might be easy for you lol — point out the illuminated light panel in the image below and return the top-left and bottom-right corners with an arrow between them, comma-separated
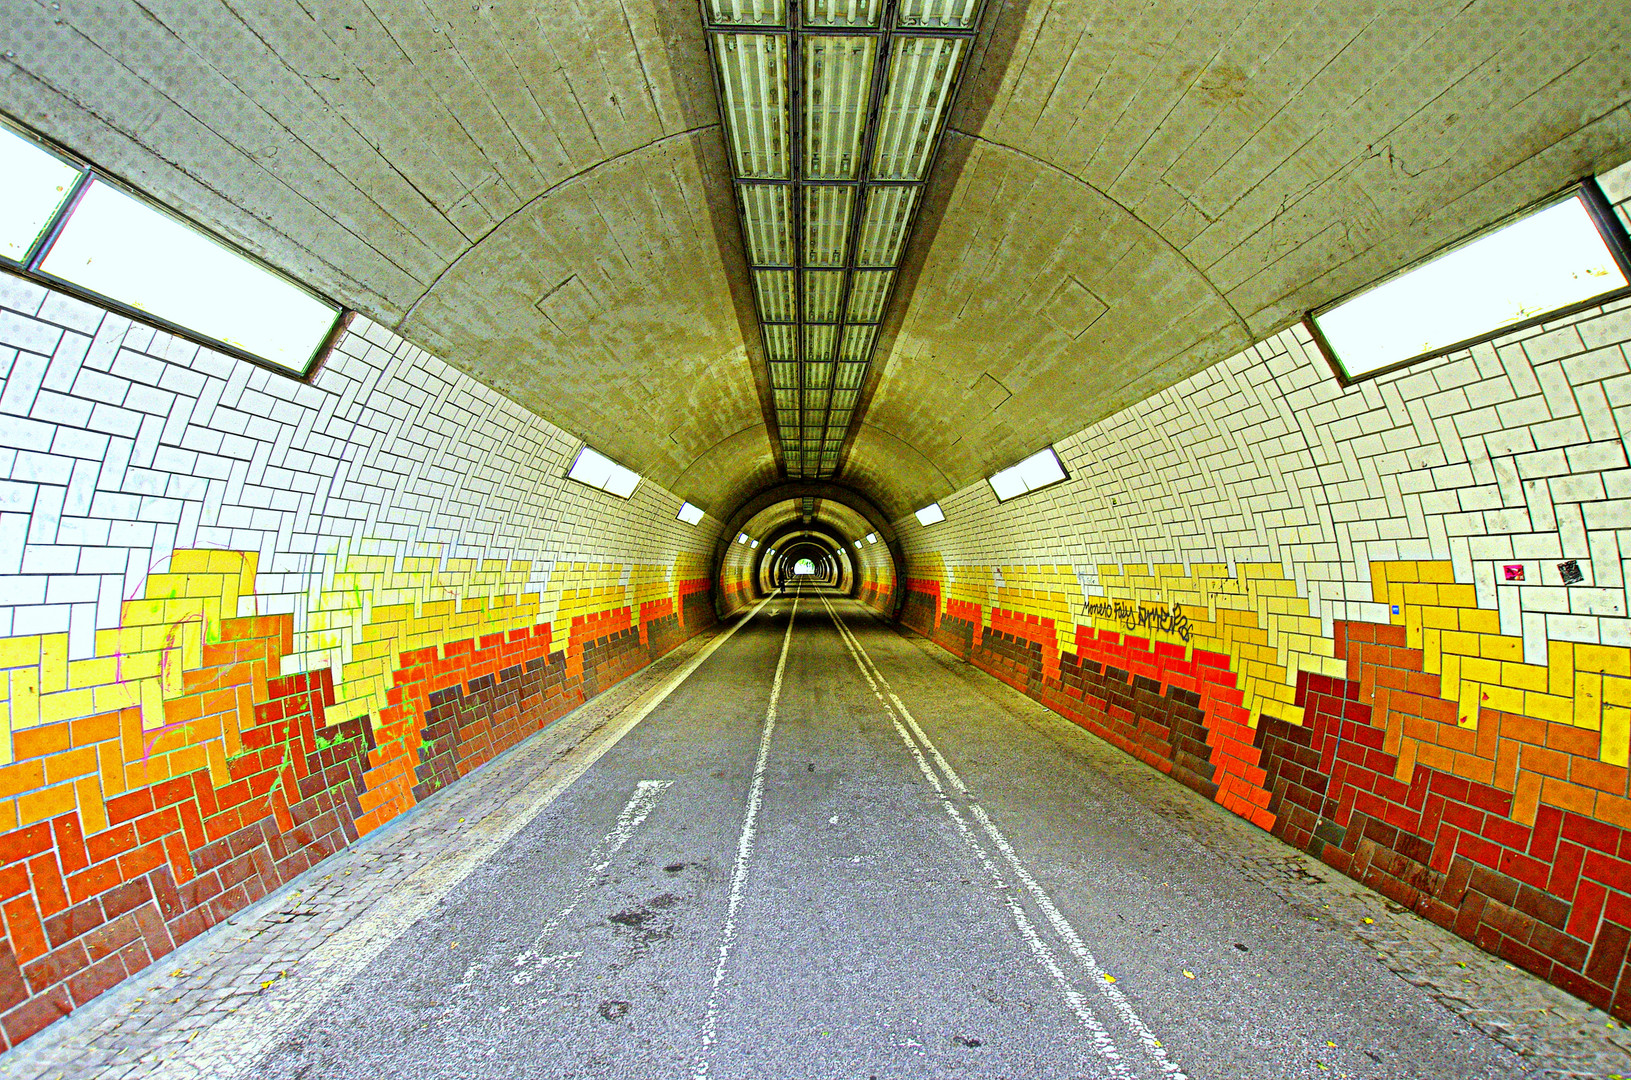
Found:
856,186 -> 919,265
753,268 -> 796,322
831,389 -> 859,411
806,364 -> 836,393
707,0 -> 788,26
764,323 -> 797,363
802,36 -> 877,180
41,178 -> 340,375
914,502 -> 945,526
872,36 -> 967,181
988,447 -> 1068,502
0,124 -> 79,263
568,445 -> 641,498
804,270 -> 844,322
897,0 -> 981,27
835,361 -> 868,389
677,501 -> 707,525
804,185 -> 856,266
773,386 -> 798,409
740,184 -> 793,265
1311,189 -> 1631,380
804,0 -> 882,27
865,532 -> 878,544
770,361 -> 797,385
804,324 -> 837,362
838,323 -> 876,363
714,34 -> 790,179
846,270 -> 892,322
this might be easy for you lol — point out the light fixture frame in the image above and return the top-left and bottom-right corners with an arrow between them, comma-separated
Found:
1304,178 -> 1631,387
701,0 -> 987,481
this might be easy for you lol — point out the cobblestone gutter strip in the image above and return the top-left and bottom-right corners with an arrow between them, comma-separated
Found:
897,624 -> 1631,1080
0,623 -> 730,1080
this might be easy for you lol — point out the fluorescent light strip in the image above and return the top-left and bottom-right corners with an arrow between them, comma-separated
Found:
773,386 -> 798,408
739,183 -> 793,264
831,389 -> 859,410
764,323 -> 797,363
0,125 -> 79,263
1312,191 -> 1630,379
914,501 -> 945,526
805,360 -> 835,389
804,185 -> 856,266
897,0 -> 980,28
856,186 -> 919,265
753,268 -> 796,322
714,33 -> 790,179
804,324 -> 837,362
845,269 -> 892,322
770,361 -> 797,384
804,0 -> 882,27
872,37 -> 966,181
804,270 -> 844,321
802,35 -> 876,180
838,323 -> 876,362
835,361 -> 868,389
707,0 -> 788,25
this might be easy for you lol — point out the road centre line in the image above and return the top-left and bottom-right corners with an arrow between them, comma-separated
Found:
693,588 -> 800,1080
820,596 -> 1186,1080
179,592 -> 781,1080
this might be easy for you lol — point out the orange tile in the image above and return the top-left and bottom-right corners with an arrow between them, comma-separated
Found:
1454,751 -> 1495,786
68,711 -> 120,747
1540,775 -> 1596,816
43,747 -> 97,785
1512,770 -> 1543,826
1570,756 -> 1628,797
1521,744 -> 1570,780
0,761 -> 46,800
1546,722 -> 1599,758
17,783 -> 75,827
12,723 -> 70,760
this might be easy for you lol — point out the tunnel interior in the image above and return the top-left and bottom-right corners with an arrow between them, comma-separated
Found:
0,0 -> 1629,1067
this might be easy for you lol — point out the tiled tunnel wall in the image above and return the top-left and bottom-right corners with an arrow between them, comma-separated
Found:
895,167 -> 1631,1019
0,271 -> 721,1046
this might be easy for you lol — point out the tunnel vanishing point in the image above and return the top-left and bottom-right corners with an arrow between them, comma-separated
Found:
2,1 -> 1631,1076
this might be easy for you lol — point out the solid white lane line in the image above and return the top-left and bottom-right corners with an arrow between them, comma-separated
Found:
693,590 -> 800,1080
822,597 -> 1187,1080
511,779 -> 673,984
185,593 -> 781,1080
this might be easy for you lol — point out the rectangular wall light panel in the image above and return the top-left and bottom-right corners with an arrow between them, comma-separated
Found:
40,177 -> 339,375
677,501 -> 707,525
802,36 -> 877,180
1311,188 -> 1631,380
987,447 -> 1067,502
0,124 -> 79,263
872,37 -> 967,181
714,34 -> 790,179
568,446 -> 641,498
914,501 -> 946,526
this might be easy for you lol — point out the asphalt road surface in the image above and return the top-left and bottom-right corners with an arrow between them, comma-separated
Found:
245,586 -> 1527,1079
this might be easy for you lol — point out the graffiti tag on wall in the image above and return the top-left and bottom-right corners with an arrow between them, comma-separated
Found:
1085,598 -> 1192,643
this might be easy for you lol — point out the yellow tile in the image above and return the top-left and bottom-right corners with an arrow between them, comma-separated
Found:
0,636 -> 42,669
1438,584 -> 1478,608
1575,643 -> 1631,678
1549,641 -> 1576,698
1462,656 -> 1501,684
1525,692 -> 1574,727
1602,706 -> 1630,767
1460,609 -> 1502,634
1479,634 -> 1524,662
1499,661 -> 1548,693
1483,683 -> 1526,714
1441,630 -> 1481,656
1575,672 -> 1605,730
1457,680 -> 1482,727
1418,563 -> 1457,585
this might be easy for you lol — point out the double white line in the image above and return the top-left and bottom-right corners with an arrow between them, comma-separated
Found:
818,595 -> 1186,1080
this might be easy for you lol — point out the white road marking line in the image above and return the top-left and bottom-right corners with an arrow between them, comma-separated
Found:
513,779 -> 673,984
177,594 -> 780,1080
693,589 -> 800,1080
822,596 -> 1187,1080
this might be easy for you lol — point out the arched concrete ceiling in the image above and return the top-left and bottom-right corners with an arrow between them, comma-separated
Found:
6,1 -> 1630,523
852,0 -> 1631,513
